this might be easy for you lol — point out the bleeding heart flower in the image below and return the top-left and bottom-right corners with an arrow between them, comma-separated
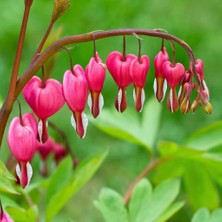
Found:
7,113 -> 38,188
162,61 -> 185,112
195,59 -> 209,99
153,47 -> 169,102
62,65 -> 88,138
85,52 -> 106,118
106,51 -> 136,112
22,76 -> 64,143
130,55 -> 150,112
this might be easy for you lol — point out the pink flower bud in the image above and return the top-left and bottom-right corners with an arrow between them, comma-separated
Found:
153,47 -> 169,102
22,76 -> 65,143
7,113 -> 37,188
63,65 -> 88,138
37,137 -> 54,160
85,52 -> 106,118
53,142 -> 67,165
130,55 -> 150,112
106,51 -> 136,112
195,59 -> 204,80
179,82 -> 194,114
162,61 -> 185,112
194,59 -> 210,100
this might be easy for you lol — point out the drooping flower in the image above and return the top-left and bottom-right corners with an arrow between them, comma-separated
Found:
7,113 -> 38,188
85,52 -> 106,118
130,55 -> 150,112
153,47 -> 169,102
178,71 -> 194,114
62,65 -> 88,138
22,76 -> 64,143
191,59 -> 212,114
106,51 -> 136,112
162,61 -> 185,112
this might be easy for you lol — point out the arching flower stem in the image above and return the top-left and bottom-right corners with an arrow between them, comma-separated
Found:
0,28 -> 200,147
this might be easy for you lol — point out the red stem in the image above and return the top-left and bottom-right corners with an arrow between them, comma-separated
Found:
31,20 -> 55,63
6,2 -> 32,111
0,28 -> 198,147
124,158 -> 167,204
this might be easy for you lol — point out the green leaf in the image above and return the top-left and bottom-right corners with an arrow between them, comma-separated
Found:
183,162 -> 219,210
46,150 -> 108,222
91,97 -> 161,151
158,141 -> 204,159
6,205 -> 38,222
156,201 -> 184,222
141,97 -> 162,148
0,160 -> 15,180
94,188 -> 128,222
129,179 -> 152,222
130,179 -> 180,222
191,208 -> 210,222
46,156 -> 73,205
0,175 -> 19,194
185,121 -> 222,151
210,209 -> 222,222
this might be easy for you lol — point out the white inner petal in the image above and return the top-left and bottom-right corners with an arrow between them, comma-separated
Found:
133,88 -> 136,102
38,120 -> 43,143
178,85 -> 182,98
16,163 -> 21,180
140,88 -> 146,112
99,93 -> 104,113
203,80 -> 210,99
170,89 -> 174,113
81,112 -> 88,139
87,94 -> 92,111
153,79 -> 157,95
15,162 -> 33,188
71,114 -> 76,131
117,89 -> 123,112
162,79 -> 167,102
26,162 -> 33,187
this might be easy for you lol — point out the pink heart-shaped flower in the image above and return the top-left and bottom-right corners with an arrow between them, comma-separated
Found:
22,76 -> 65,120
106,51 -> 136,88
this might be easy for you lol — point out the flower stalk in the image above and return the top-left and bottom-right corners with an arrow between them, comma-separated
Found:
0,28 -> 204,147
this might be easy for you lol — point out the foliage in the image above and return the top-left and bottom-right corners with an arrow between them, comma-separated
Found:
95,178 -> 183,222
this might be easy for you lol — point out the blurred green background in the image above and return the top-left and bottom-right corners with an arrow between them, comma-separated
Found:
0,0 -> 222,221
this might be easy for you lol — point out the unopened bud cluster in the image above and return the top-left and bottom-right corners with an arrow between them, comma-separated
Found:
7,38 -> 211,188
